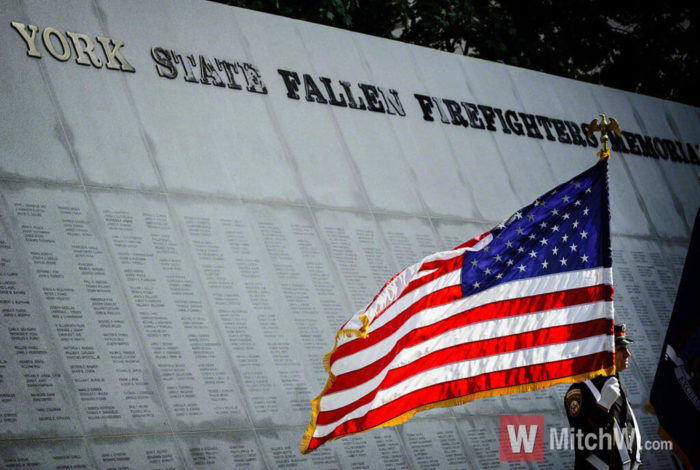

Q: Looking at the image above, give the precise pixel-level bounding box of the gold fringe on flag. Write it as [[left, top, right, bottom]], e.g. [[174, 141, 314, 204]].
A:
[[322, 314, 370, 372]]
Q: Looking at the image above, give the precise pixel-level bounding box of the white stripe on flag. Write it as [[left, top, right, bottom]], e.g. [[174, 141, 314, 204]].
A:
[[366, 266, 611, 335], [314, 334, 611, 438], [338, 246, 471, 336], [332, 267, 612, 375], [324, 301, 611, 409]]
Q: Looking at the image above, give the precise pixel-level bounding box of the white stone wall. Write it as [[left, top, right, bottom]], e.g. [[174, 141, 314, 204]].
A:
[[1, 0, 698, 467]]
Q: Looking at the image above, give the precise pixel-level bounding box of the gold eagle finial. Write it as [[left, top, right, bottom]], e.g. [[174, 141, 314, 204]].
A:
[[587, 114, 621, 160]]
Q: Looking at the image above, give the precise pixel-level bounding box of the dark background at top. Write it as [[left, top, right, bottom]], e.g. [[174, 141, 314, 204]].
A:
[[211, 0, 699, 108]]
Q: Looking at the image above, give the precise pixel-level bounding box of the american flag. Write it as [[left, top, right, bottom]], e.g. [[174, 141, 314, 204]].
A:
[[301, 159, 615, 453]]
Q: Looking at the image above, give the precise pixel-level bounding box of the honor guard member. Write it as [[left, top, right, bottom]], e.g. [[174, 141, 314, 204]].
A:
[[565, 324, 642, 470]]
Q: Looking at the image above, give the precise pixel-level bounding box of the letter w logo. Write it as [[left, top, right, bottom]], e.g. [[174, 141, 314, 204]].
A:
[[507, 424, 538, 453], [499, 416, 544, 461]]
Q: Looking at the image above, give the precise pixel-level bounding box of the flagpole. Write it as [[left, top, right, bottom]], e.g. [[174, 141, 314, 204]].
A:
[[491, 115, 619, 235], [587, 114, 621, 160]]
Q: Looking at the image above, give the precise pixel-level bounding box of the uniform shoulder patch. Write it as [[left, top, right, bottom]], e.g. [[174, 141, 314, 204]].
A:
[[566, 388, 582, 418]]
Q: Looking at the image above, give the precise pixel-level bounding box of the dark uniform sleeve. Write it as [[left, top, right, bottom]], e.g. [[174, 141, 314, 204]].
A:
[[565, 382, 616, 469]]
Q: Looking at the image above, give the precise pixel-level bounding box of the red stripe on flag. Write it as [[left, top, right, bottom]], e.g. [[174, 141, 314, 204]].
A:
[[341, 254, 463, 333], [368, 257, 464, 332], [417, 253, 464, 274], [330, 284, 463, 365], [318, 318, 611, 425], [309, 351, 611, 450], [328, 309, 612, 395], [452, 231, 490, 251], [405, 255, 463, 294], [330, 284, 613, 367]]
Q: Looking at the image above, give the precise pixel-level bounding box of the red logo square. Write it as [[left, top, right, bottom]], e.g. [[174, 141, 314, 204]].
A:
[[499, 415, 544, 461]]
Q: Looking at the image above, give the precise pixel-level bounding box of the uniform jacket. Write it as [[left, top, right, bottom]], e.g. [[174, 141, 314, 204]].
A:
[[565, 375, 641, 470]]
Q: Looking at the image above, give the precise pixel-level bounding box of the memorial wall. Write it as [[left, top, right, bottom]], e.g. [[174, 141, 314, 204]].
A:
[[1, 0, 699, 468]]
